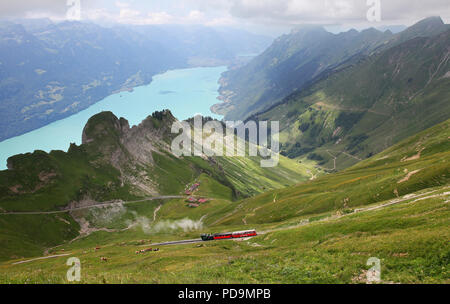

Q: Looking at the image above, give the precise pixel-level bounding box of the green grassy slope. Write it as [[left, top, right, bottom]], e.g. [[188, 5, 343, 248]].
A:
[[214, 119, 449, 225], [0, 147, 137, 213], [0, 213, 79, 262], [215, 155, 319, 197]]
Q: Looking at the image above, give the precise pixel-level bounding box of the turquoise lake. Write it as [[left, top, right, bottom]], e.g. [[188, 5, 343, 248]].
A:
[[0, 66, 226, 170]]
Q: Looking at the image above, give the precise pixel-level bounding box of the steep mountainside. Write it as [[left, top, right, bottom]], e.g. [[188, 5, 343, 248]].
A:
[[0, 20, 271, 142], [214, 17, 449, 121], [250, 28, 450, 170], [214, 119, 449, 225]]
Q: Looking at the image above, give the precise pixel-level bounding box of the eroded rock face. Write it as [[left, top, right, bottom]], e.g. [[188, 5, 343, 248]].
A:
[[6, 158, 14, 170], [82, 110, 176, 164], [123, 112, 176, 165], [79, 110, 178, 195]]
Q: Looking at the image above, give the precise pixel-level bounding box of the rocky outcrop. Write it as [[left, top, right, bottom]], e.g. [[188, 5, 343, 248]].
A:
[[79, 110, 178, 195], [123, 110, 176, 165]]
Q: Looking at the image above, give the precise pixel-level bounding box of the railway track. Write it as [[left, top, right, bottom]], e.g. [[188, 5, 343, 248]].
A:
[[147, 239, 204, 246], [144, 234, 259, 247], [0, 196, 186, 215]]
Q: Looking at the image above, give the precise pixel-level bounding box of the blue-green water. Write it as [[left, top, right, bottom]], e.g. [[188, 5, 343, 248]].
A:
[[0, 66, 226, 170]]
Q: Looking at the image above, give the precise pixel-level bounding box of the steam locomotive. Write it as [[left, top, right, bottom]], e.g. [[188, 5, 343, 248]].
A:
[[201, 230, 257, 241]]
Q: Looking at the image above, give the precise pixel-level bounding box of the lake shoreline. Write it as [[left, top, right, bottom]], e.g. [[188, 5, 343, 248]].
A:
[[0, 66, 227, 170]]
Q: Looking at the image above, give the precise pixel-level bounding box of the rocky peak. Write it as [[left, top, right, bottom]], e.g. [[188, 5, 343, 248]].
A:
[[415, 16, 444, 26], [82, 111, 127, 145], [397, 16, 448, 40], [131, 110, 176, 138], [290, 24, 327, 35], [81, 110, 178, 168]]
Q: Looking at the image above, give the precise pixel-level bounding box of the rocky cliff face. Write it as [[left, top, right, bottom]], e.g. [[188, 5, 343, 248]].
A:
[[123, 110, 177, 165], [80, 110, 178, 195], [82, 110, 176, 168]]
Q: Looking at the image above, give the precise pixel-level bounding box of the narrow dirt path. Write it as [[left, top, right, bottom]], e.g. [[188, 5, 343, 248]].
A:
[[314, 149, 361, 172], [328, 149, 362, 161], [306, 170, 317, 181], [153, 205, 162, 222], [314, 102, 389, 117], [0, 196, 185, 216], [327, 150, 337, 170], [11, 254, 72, 265]]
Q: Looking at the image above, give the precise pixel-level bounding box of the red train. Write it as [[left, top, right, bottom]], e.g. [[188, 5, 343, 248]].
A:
[[201, 230, 257, 241]]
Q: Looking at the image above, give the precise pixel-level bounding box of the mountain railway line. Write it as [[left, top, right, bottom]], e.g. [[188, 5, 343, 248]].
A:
[[0, 196, 188, 215]]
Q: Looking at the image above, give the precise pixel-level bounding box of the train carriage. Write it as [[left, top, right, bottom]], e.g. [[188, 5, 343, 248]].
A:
[[201, 230, 257, 241]]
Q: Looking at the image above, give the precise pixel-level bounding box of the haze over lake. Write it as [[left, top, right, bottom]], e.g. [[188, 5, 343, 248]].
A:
[[0, 66, 226, 170]]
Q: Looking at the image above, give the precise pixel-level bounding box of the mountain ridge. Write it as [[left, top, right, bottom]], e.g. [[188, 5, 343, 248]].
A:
[[250, 27, 450, 170], [214, 16, 450, 121]]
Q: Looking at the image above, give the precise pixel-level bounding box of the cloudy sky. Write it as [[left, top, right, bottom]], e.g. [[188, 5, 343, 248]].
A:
[[1, 0, 449, 34]]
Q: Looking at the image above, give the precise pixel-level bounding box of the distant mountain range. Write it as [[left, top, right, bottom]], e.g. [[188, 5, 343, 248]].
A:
[[0, 20, 271, 142], [213, 17, 450, 170], [214, 17, 450, 121], [254, 28, 450, 169]]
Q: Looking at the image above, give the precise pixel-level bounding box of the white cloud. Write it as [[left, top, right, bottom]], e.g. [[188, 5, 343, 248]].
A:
[[146, 12, 175, 24], [205, 16, 236, 26], [119, 8, 140, 20], [1, 0, 449, 29], [0, 0, 99, 19], [188, 10, 205, 21], [115, 1, 130, 9], [85, 8, 113, 21], [98, 8, 224, 26], [113, 9, 175, 25], [228, 0, 450, 24]]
